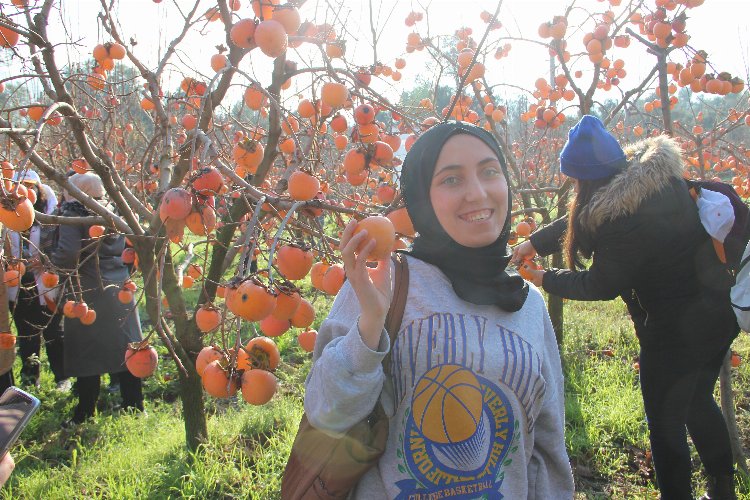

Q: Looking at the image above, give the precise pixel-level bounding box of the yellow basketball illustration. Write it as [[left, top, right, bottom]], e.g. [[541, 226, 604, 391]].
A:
[[411, 364, 483, 444]]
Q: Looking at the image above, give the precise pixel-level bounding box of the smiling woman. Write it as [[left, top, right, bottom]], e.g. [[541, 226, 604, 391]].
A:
[[429, 134, 509, 248], [302, 121, 574, 499]]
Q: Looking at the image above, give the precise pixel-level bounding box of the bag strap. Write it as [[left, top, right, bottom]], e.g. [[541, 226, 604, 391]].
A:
[[385, 253, 409, 342], [382, 253, 409, 379], [687, 179, 699, 202], [740, 253, 750, 271]]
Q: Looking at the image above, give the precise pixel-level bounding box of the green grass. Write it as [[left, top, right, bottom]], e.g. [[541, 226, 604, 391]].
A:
[[3, 296, 750, 499], [2, 396, 303, 499]]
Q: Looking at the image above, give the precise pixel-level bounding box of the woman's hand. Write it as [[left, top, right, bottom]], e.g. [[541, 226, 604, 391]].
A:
[[526, 267, 545, 287], [340, 219, 393, 350], [511, 240, 537, 266], [517, 259, 545, 287], [0, 453, 15, 487]]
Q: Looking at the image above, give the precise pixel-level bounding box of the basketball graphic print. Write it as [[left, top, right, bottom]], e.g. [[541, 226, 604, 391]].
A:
[[411, 364, 483, 444], [391, 313, 544, 497], [399, 366, 518, 497]]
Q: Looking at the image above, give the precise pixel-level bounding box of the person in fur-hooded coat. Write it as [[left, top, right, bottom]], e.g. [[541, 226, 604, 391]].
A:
[[513, 116, 739, 499]]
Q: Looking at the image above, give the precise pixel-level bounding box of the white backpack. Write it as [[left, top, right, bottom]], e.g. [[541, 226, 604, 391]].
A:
[[731, 242, 750, 332]]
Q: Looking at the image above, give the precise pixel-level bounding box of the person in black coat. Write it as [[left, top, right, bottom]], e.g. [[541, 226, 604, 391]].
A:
[[51, 173, 144, 425], [513, 116, 739, 500]]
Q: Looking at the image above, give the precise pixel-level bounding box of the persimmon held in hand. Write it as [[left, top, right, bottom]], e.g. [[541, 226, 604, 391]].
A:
[[515, 221, 532, 238], [518, 259, 539, 281], [118, 289, 134, 304], [353, 215, 396, 261]]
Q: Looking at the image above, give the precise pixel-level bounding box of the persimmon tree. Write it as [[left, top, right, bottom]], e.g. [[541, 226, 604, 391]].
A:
[[0, 0, 747, 457]]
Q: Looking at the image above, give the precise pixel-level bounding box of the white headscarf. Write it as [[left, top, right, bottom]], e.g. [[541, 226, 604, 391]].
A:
[[68, 172, 105, 198]]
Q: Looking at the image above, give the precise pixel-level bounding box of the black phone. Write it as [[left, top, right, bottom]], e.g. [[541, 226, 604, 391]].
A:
[[0, 387, 40, 459]]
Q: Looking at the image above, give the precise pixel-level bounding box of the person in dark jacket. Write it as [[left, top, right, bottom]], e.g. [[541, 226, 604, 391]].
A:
[[512, 116, 739, 500], [51, 173, 144, 425]]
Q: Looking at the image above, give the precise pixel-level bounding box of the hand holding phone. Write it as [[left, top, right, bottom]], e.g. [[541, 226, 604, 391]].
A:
[[0, 453, 14, 487], [0, 387, 40, 461]]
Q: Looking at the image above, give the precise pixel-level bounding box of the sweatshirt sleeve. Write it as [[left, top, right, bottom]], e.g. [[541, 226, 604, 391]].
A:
[[528, 308, 574, 499], [303, 280, 391, 437], [529, 216, 568, 257]]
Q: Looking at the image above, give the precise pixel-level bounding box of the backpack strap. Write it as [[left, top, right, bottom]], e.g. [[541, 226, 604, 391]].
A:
[[687, 179, 699, 202]]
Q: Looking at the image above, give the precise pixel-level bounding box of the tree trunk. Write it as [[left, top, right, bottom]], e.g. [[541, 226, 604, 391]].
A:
[[136, 240, 208, 450], [161, 249, 208, 451], [548, 253, 564, 345], [169, 306, 208, 452], [719, 351, 748, 473], [548, 188, 569, 345], [176, 332, 208, 451], [655, 51, 673, 136]]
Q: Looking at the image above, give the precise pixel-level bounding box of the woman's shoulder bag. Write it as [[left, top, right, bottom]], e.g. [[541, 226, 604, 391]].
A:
[[280, 253, 410, 500]]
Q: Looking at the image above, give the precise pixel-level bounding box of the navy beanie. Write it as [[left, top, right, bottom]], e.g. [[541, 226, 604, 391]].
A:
[[560, 115, 626, 180]]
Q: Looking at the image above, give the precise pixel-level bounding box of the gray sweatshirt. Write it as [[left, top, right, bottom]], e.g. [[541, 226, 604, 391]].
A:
[[304, 255, 574, 499]]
